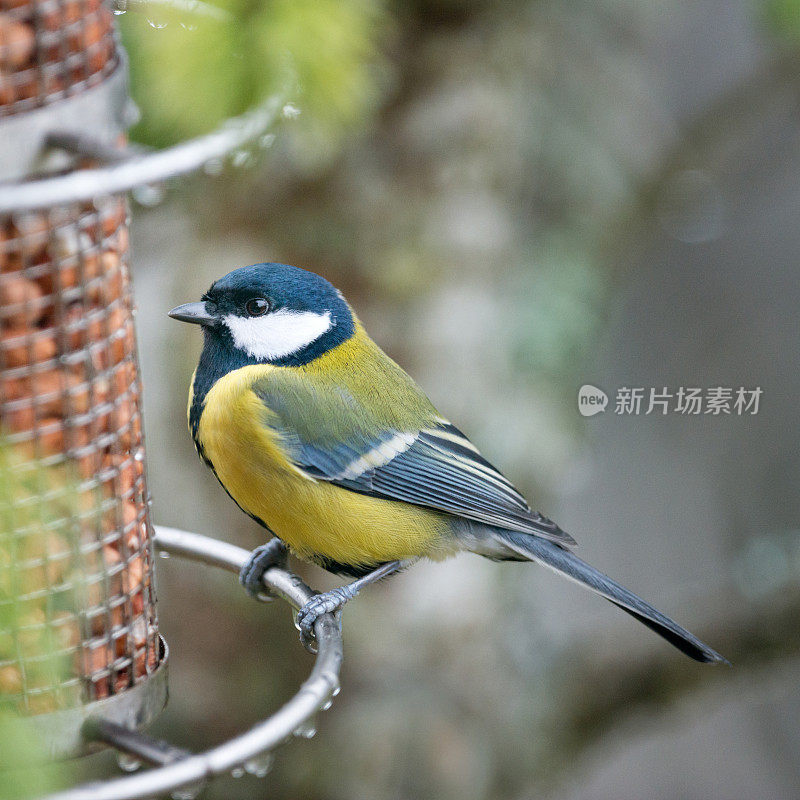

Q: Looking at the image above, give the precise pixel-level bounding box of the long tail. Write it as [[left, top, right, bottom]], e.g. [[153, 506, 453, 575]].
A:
[[493, 529, 728, 664]]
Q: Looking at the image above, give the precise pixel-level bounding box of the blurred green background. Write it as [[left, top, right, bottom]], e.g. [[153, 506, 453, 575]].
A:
[[39, 0, 800, 798]]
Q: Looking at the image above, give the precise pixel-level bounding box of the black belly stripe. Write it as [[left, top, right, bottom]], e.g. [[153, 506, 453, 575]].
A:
[[312, 555, 391, 578]]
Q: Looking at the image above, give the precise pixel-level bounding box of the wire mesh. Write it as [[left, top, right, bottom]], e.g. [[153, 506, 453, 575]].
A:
[[0, 0, 289, 761], [0, 196, 160, 715], [0, 0, 118, 118]]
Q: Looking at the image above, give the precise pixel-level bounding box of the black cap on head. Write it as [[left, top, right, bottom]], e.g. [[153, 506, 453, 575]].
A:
[[169, 263, 355, 367]]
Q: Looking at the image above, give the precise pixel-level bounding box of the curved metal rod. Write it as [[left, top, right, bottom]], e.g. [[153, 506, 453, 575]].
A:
[[43, 526, 342, 800], [0, 88, 290, 213]]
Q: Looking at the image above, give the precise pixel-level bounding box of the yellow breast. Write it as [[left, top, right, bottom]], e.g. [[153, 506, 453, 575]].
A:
[[195, 364, 451, 568]]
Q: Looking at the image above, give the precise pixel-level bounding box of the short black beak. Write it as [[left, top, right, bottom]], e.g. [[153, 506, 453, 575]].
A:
[[168, 302, 216, 327]]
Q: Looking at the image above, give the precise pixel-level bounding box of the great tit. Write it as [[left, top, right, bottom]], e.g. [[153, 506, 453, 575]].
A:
[[169, 262, 725, 663]]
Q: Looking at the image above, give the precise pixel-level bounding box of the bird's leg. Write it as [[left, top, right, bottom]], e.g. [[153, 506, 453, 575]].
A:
[[239, 538, 288, 600], [296, 558, 417, 651]]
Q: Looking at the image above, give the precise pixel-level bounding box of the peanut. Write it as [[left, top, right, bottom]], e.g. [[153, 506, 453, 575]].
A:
[[0, 326, 57, 368], [0, 274, 43, 327], [0, 16, 35, 71]]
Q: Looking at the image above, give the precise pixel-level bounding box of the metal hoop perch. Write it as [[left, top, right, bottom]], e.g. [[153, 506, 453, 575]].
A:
[[42, 526, 344, 800]]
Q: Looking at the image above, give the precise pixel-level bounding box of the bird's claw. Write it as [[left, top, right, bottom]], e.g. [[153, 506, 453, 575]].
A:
[[239, 539, 288, 600], [296, 586, 353, 652]]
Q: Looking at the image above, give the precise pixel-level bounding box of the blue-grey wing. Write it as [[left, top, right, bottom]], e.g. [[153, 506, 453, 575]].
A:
[[270, 411, 575, 547]]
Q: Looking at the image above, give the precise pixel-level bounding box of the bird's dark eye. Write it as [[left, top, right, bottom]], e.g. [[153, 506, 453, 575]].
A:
[[245, 298, 270, 317]]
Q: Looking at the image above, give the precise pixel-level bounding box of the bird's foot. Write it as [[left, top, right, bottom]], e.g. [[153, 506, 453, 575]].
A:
[[239, 539, 288, 600], [296, 585, 358, 652]]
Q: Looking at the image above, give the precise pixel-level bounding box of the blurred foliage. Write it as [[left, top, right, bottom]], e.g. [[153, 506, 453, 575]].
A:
[[764, 0, 800, 43], [507, 237, 605, 386], [121, 0, 388, 166], [0, 442, 73, 797], [0, 443, 80, 715], [0, 714, 61, 800]]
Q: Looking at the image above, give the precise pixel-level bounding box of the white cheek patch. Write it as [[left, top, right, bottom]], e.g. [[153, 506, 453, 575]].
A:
[[224, 309, 332, 360]]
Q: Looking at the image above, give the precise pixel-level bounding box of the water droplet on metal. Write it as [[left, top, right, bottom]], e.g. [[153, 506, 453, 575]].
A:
[[331, 680, 341, 697], [132, 184, 165, 207], [158, 551, 170, 559], [230, 767, 245, 778], [321, 698, 333, 711], [282, 103, 300, 119], [117, 752, 141, 772], [171, 780, 205, 800], [203, 158, 224, 176], [124, 101, 142, 127], [230, 149, 254, 169], [244, 752, 274, 778], [293, 718, 317, 739]]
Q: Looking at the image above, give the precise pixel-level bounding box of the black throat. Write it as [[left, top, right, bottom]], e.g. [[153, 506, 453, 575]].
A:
[[189, 331, 252, 445]]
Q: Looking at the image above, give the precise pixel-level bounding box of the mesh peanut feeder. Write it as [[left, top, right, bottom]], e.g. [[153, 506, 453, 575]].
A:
[[1, 1, 163, 758], [0, 197, 161, 712], [0, 3, 342, 797]]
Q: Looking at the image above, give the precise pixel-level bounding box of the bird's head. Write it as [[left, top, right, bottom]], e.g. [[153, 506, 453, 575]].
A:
[[168, 263, 355, 365]]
